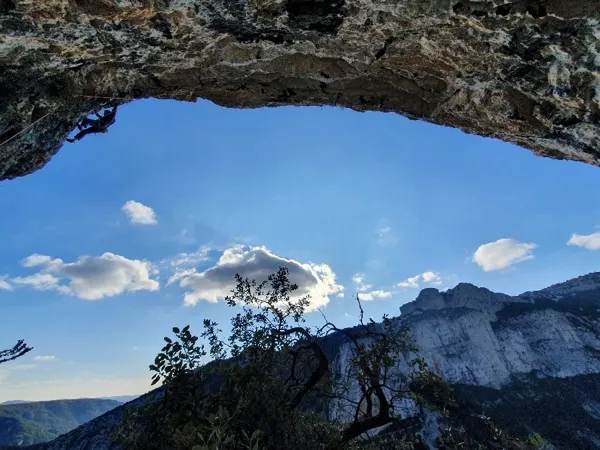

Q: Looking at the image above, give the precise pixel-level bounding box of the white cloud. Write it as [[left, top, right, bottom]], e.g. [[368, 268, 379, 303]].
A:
[[13, 253, 159, 300], [351, 273, 391, 301], [359, 290, 392, 301], [12, 273, 70, 294], [351, 274, 373, 292], [567, 232, 600, 250], [167, 246, 211, 267], [168, 245, 343, 311], [377, 226, 392, 237], [33, 356, 56, 362], [21, 254, 52, 267], [121, 200, 157, 225], [352, 273, 365, 284], [472, 238, 536, 272], [421, 271, 442, 285], [397, 271, 442, 289], [0, 275, 12, 291], [375, 225, 398, 245], [397, 275, 420, 288]]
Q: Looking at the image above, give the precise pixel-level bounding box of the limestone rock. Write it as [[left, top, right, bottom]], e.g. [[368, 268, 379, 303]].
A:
[[29, 271, 600, 449], [1, 0, 600, 180]]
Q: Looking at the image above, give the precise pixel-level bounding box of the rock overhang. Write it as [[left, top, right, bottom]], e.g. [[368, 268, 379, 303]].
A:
[[0, 0, 599, 180]]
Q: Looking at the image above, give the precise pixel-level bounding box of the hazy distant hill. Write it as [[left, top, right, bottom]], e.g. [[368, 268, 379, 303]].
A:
[[0, 398, 122, 446], [98, 395, 140, 404]]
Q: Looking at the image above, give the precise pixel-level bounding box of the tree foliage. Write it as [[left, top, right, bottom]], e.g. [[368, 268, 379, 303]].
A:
[[115, 267, 542, 450], [0, 340, 32, 365]]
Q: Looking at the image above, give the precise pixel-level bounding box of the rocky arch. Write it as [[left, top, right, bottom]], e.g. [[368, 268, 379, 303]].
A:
[[0, 0, 599, 180]]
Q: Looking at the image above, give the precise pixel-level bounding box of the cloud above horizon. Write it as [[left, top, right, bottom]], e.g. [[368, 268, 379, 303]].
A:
[[122, 200, 157, 225], [359, 290, 392, 301], [375, 225, 398, 246], [0, 275, 11, 291], [472, 238, 536, 271], [168, 245, 343, 311], [21, 254, 53, 268], [567, 232, 600, 250], [397, 271, 442, 289], [166, 246, 212, 267], [33, 356, 56, 362], [351, 272, 391, 301], [13, 253, 159, 300]]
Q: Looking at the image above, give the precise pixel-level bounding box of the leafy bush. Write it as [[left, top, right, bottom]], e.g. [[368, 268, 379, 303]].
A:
[[115, 268, 539, 450]]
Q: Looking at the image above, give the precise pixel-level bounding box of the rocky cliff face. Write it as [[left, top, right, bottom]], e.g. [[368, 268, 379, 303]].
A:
[[33, 272, 600, 449], [1, 0, 600, 180], [330, 272, 600, 448], [394, 277, 600, 387]]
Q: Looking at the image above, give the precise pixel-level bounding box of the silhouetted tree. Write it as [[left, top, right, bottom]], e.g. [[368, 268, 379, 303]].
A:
[[116, 268, 537, 450], [0, 339, 33, 365]]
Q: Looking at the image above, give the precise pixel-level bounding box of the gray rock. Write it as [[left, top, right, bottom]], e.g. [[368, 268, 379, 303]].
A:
[[36, 272, 600, 449], [1, 1, 600, 180]]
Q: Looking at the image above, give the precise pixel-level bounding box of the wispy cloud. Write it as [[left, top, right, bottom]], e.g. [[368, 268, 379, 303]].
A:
[[351, 273, 373, 292], [13, 273, 70, 294], [121, 200, 157, 225], [377, 226, 392, 237], [351, 273, 391, 301], [7, 363, 36, 370], [13, 253, 159, 300], [375, 225, 398, 245], [33, 356, 56, 362], [0, 275, 12, 291], [567, 232, 600, 250], [472, 238, 536, 272], [166, 246, 212, 267], [359, 290, 392, 301], [352, 273, 365, 284], [397, 271, 442, 289], [168, 245, 343, 311], [21, 254, 52, 268]]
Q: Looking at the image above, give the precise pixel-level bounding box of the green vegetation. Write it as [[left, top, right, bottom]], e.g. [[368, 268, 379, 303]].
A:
[[115, 268, 540, 450], [0, 339, 32, 365], [0, 398, 122, 446], [454, 373, 600, 450]]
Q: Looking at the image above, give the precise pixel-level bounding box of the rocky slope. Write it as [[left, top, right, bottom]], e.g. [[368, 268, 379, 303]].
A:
[[331, 273, 600, 448], [29, 271, 600, 449], [1, 1, 600, 180]]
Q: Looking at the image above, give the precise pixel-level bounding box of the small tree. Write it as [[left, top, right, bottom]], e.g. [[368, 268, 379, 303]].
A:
[[0, 339, 32, 365], [119, 268, 540, 450]]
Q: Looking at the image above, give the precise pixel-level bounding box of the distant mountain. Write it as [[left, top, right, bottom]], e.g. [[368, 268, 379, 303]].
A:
[[25, 272, 600, 449], [98, 395, 140, 404], [0, 395, 141, 408], [0, 398, 122, 446]]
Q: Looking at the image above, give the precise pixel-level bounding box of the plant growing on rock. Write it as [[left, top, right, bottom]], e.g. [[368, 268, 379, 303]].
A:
[[115, 267, 536, 450]]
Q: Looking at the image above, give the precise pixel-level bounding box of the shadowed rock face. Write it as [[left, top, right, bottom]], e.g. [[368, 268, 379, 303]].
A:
[[0, 0, 599, 180]]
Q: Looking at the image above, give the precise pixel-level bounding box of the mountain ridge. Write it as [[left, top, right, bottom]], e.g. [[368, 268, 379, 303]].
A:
[[0, 398, 123, 447], [26, 272, 600, 449]]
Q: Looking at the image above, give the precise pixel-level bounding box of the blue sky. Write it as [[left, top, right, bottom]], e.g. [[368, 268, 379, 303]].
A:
[[0, 99, 599, 402]]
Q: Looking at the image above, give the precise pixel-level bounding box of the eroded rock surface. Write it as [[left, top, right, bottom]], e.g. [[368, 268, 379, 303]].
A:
[[0, 0, 599, 179]]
